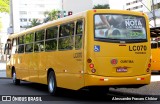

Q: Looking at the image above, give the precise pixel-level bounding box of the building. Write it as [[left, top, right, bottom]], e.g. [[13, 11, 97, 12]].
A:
[[9, 0, 95, 34], [124, 0, 151, 12], [148, 0, 160, 27], [0, 13, 9, 61], [110, 0, 160, 27], [123, 0, 160, 27], [19, 0, 62, 28], [9, 0, 62, 33]]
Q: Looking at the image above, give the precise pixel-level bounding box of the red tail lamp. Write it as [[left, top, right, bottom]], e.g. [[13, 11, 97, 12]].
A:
[[89, 64, 94, 68], [148, 64, 151, 68]]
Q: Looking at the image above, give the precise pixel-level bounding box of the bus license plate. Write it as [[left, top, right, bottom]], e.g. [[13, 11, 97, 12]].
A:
[[116, 68, 127, 72]]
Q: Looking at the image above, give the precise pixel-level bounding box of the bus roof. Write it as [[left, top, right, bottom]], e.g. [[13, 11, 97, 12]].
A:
[[8, 9, 147, 39], [8, 10, 87, 39]]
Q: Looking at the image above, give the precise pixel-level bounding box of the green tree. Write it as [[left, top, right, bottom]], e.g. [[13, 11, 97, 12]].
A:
[[43, 9, 58, 23], [28, 19, 41, 28], [0, 0, 9, 13], [93, 4, 110, 9]]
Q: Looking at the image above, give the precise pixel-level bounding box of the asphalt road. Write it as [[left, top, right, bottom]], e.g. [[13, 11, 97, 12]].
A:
[[0, 60, 160, 104], [0, 77, 159, 104]]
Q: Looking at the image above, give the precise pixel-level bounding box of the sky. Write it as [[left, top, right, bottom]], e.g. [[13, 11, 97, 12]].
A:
[[92, 0, 109, 6], [109, 0, 126, 10], [93, 0, 126, 10]]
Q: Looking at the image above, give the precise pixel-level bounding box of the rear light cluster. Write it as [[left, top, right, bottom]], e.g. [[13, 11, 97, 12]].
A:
[[146, 59, 151, 72], [137, 77, 145, 81], [89, 64, 94, 68], [87, 58, 96, 73]]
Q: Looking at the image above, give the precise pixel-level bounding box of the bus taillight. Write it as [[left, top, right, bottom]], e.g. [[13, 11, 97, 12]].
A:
[[89, 63, 96, 73], [148, 63, 151, 68], [89, 64, 94, 68], [137, 78, 145, 80]]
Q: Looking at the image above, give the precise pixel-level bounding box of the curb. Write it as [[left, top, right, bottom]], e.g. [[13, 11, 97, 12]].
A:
[[0, 70, 6, 71], [0, 77, 11, 79]]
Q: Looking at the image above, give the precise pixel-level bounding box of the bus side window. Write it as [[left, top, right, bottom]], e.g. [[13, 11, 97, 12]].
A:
[[158, 38, 160, 48], [151, 38, 157, 49], [59, 22, 74, 50], [18, 45, 24, 53], [18, 36, 24, 53], [34, 30, 45, 52], [151, 42, 157, 49], [11, 38, 18, 54], [25, 33, 34, 53], [75, 20, 83, 49], [45, 26, 58, 51]]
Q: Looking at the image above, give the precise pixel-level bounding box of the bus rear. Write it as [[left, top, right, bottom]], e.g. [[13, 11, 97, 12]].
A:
[[84, 10, 151, 88]]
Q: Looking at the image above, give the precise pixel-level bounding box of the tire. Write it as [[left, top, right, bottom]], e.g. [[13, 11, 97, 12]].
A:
[[48, 71, 57, 95], [12, 70, 20, 85]]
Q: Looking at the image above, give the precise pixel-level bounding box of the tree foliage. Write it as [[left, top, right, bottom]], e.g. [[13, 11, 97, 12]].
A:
[[93, 4, 110, 9], [0, 0, 9, 13], [28, 19, 41, 28], [43, 9, 58, 23]]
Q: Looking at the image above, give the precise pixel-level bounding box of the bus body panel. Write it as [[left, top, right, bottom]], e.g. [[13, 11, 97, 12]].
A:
[[16, 54, 29, 81], [38, 50, 84, 90], [84, 74, 150, 87], [150, 28, 160, 71], [90, 43, 150, 77], [6, 9, 151, 91], [28, 53, 39, 82], [84, 10, 151, 87], [54, 50, 84, 90], [151, 49, 160, 71]]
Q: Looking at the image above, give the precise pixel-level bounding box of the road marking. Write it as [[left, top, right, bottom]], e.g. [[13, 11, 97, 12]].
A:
[[151, 75, 160, 82]]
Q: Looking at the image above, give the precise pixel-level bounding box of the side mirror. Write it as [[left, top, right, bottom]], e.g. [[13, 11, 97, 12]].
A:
[[4, 43, 11, 55]]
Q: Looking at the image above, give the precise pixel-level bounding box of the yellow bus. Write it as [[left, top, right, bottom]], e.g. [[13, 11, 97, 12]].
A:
[[150, 27, 160, 73], [4, 9, 151, 95]]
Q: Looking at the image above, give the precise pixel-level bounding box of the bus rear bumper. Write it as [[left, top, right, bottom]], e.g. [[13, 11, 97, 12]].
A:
[[84, 74, 151, 88]]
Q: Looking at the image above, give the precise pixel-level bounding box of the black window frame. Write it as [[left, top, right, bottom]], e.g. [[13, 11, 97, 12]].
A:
[[75, 20, 83, 50], [17, 36, 25, 53]]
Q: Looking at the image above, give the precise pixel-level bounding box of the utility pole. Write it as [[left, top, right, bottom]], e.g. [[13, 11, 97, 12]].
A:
[[62, 0, 64, 11], [9, 0, 20, 34], [139, 0, 156, 27], [152, 0, 156, 27]]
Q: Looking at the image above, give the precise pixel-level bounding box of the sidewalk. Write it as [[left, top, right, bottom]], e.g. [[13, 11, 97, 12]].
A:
[[0, 62, 6, 78]]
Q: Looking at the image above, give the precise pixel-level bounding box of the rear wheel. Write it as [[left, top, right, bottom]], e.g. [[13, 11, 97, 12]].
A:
[[48, 71, 57, 95], [12, 70, 20, 85]]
